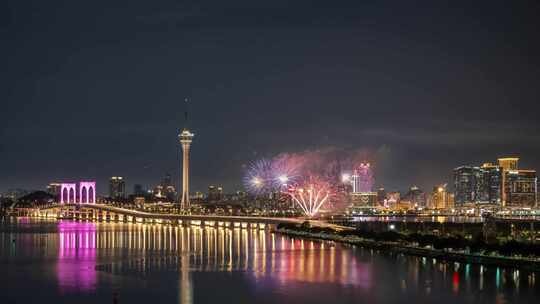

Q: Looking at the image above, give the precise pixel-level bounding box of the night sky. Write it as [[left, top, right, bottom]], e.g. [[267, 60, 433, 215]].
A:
[[2, 1, 540, 195]]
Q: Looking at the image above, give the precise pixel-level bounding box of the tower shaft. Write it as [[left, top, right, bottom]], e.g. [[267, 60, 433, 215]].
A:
[[181, 143, 191, 208]]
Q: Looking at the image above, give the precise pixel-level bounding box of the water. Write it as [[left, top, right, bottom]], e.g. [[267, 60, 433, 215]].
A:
[[0, 218, 538, 304]]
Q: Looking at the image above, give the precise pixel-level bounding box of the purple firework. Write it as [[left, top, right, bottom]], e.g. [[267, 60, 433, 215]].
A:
[[243, 159, 274, 195]]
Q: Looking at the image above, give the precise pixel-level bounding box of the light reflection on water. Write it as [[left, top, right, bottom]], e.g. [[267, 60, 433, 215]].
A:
[[0, 217, 539, 304]]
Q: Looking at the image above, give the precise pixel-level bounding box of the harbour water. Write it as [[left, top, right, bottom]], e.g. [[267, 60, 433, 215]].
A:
[[0, 217, 538, 303]]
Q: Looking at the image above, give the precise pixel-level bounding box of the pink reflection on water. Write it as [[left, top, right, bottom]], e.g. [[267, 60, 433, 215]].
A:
[[56, 221, 97, 294], [266, 237, 372, 289]]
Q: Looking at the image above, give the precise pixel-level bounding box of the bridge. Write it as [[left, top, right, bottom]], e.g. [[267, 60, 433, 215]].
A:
[[21, 204, 347, 230]]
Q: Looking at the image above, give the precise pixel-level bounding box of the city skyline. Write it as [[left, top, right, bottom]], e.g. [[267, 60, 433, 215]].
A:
[[2, 1, 540, 195]]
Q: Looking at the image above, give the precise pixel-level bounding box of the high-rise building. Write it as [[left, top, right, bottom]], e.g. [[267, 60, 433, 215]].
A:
[[386, 192, 401, 209], [401, 186, 426, 208], [454, 163, 502, 206], [208, 185, 223, 202], [453, 166, 476, 206], [153, 185, 165, 199], [376, 187, 386, 204], [109, 176, 126, 199], [503, 169, 537, 208], [453, 157, 536, 208], [498, 157, 519, 205], [161, 173, 177, 201], [430, 184, 450, 209], [193, 191, 205, 200], [498, 157, 519, 171], [480, 163, 502, 204]]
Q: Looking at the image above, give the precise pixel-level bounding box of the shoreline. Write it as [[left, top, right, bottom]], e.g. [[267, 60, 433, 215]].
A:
[[275, 228, 540, 272]]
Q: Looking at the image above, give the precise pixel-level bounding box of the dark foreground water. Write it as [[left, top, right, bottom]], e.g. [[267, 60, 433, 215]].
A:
[[0, 218, 538, 304]]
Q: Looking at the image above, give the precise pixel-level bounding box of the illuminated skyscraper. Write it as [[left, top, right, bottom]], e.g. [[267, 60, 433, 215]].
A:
[[376, 187, 386, 204], [480, 163, 502, 204], [498, 157, 519, 171], [454, 164, 502, 206], [430, 184, 450, 209], [208, 185, 223, 202], [454, 157, 535, 207], [497, 157, 521, 206], [160, 173, 177, 201], [109, 176, 126, 199], [453, 166, 476, 205], [503, 169, 537, 208]]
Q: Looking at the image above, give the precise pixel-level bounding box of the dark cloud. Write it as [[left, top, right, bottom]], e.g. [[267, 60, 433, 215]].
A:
[[2, 0, 540, 194]]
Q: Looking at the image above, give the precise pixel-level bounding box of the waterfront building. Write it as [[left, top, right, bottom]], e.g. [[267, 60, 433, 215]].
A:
[[160, 173, 177, 201], [386, 192, 400, 209], [401, 186, 426, 208], [480, 163, 502, 204], [496, 157, 538, 207], [498, 157, 519, 171], [46, 183, 62, 197], [193, 191, 205, 199], [430, 184, 450, 209], [208, 185, 223, 202], [498, 157, 519, 205], [453, 158, 537, 207], [503, 169, 537, 208], [109, 176, 126, 199], [453, 166, 476, 206], [349, 192, 378, 207], [376, 187, 386, 204], [153, 185, 165, 199]]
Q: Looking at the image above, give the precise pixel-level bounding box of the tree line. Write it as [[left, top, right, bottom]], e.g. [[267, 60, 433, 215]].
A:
[[277, 222, 540, 258]]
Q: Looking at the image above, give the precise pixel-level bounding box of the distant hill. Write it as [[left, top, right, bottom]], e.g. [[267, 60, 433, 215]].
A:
[[16, 191, 56, 207]]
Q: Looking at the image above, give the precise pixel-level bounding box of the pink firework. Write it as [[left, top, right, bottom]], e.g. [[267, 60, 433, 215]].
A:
[[286, 176, 333, 217], [270, 153, 304, 189]]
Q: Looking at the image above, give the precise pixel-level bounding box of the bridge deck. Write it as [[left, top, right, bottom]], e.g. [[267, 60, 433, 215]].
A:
[[36, 204, 349, 230]]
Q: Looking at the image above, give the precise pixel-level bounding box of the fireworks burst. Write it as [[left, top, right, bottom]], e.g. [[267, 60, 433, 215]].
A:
[[287, 176, 332, 217], [270, 153, 302, 189], [243, 159, 274, 195], [242, 148, 371, 216]]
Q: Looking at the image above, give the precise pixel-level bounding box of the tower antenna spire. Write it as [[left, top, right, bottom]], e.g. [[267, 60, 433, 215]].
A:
[[184, 97, 189, 129]]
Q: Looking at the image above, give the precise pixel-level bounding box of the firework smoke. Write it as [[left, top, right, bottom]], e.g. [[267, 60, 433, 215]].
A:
[[243, 147, 377, 216]]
